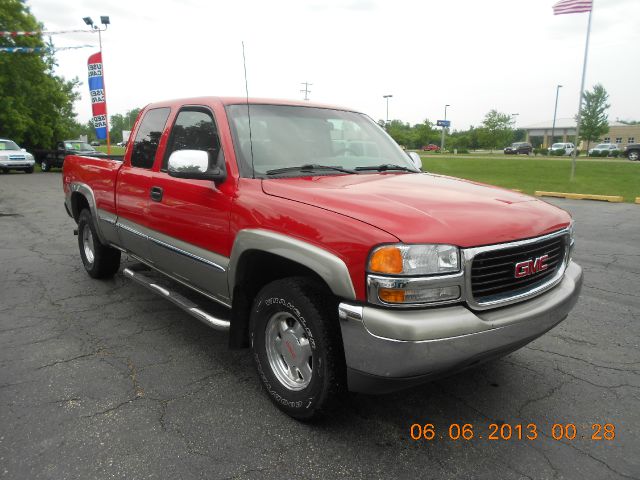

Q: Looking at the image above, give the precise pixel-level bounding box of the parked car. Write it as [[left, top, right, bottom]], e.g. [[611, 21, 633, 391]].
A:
[[0, 138, 35, 174], [90, 140, 101, 147], [623, 143, 640, 161], [116, 140, 128, 147], [548, 142, 575, 156], [33, 140, 106, 172], [504, 142, 532, 155], [422, 144, 440, 151], [62, 96, 582, 420], [588, 143, 620, 157]]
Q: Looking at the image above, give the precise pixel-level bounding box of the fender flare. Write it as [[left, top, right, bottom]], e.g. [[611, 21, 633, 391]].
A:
[[68, 182, 108, 244], [228, 229, 357, 301]]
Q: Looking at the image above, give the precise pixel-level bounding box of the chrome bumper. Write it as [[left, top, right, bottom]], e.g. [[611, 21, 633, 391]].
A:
[[339, 261, 583, 393]]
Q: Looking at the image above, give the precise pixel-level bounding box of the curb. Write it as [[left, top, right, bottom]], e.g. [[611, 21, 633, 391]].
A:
[[534, 191, 624, 203]]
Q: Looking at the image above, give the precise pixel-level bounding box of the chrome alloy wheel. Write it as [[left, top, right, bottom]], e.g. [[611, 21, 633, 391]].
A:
[[265, 311, 313, 391], [82, 225, 95, 265]]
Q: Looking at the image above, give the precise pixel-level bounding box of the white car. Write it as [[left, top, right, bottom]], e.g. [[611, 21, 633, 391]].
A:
[[0, 139, 35, 174], [549, 142, 575, 156], [588, 143, 620, 157]]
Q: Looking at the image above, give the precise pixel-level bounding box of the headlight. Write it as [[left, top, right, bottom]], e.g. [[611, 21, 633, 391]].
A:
[[367, 244, 462, 306], [26, 153, 34, 160], [368, 244, 459, 275]]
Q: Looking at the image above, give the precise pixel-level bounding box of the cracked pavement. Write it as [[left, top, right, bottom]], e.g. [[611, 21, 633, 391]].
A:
[[1, 172, 638, 479]]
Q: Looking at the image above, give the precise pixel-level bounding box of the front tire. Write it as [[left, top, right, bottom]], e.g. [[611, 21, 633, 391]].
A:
[[628, 150, 639, 161], [250, 277, 345, 420], [25, 167, 34, 174], [77, 209, 121, 278]]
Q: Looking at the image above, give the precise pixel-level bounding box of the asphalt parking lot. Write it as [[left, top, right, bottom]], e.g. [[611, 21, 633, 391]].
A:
[[1, 172, 638, 479]]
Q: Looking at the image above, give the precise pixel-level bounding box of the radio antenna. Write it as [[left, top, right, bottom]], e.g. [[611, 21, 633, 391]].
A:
[[242, 41, 255, 179]]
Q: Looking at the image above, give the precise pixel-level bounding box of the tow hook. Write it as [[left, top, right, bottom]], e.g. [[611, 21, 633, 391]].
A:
[[73, 228, 78, 236]]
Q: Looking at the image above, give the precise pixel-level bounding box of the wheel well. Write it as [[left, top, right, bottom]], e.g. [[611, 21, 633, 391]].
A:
[[229, 250, 333, 349], [70, 192, 90, 222]]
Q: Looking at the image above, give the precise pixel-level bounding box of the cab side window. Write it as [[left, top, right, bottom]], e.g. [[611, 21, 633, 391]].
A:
[[131, 107, 170, 169], [163, 108, 220, 170]]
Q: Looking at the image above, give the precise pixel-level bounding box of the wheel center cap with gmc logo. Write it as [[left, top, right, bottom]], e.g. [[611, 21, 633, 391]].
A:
[[514, 255, 549, 278]]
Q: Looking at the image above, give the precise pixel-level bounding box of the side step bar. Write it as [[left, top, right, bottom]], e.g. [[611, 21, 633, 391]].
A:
[[123, 268, 230, 332]]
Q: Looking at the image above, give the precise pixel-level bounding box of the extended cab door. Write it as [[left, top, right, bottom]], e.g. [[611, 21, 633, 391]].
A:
[[115, 107, 171, 260], [147, 106, 233, 305]]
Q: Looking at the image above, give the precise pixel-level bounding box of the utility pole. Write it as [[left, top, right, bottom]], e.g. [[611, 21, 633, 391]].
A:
[[551, 84, 562, 148], [300, 82, 312, 101]]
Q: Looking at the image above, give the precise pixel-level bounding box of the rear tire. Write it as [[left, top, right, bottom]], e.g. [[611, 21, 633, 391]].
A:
[[77, 209, 121, 278], [40, 160, 50, 172], [250, 277, 345, 420], [628, 150, 639, 161]]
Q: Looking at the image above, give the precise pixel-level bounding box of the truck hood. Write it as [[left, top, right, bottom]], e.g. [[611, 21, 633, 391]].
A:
[[261, 173, 571, 247]]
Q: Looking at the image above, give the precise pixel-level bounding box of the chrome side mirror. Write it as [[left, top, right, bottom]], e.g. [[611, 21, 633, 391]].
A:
[[167, 149, 226, 183], [407, 151, 422, 170]]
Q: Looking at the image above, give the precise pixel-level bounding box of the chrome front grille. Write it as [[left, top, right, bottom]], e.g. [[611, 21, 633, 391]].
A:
[[463, 229, 570, 310]]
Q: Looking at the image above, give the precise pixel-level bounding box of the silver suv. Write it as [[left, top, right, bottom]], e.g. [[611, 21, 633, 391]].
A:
[[0, 139, 35, 174], [549, 142, 575, 156]]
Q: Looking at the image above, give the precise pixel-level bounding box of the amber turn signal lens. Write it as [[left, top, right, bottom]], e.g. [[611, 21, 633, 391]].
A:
[[378, 288, 406, 303], [369, 246, 403, 274]]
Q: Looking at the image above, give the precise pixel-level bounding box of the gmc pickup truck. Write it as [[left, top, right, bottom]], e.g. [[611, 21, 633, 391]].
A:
[[63, 97, 583, 420]]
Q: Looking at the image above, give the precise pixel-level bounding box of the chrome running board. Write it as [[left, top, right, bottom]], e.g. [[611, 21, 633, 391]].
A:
[[123, 267, 230, 332]]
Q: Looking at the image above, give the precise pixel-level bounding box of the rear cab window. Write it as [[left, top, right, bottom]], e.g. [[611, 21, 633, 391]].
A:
[[130, 107, 171, 169]]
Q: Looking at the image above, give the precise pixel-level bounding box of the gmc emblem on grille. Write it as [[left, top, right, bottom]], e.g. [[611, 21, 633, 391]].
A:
[[514, 255, 549, 278]]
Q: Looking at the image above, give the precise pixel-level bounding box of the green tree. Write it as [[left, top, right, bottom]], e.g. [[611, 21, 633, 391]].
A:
[[0, 0, 80, 148], [109, 108, 140, 143], [480, 110, 514, 151], [577, 84, 610, 153]]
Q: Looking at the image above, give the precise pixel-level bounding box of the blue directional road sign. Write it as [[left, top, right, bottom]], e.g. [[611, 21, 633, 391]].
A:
[[437, 120, 451, 127]]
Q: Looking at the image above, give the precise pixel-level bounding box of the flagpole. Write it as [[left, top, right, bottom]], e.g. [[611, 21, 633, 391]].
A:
[[570, 5, 593, 181]]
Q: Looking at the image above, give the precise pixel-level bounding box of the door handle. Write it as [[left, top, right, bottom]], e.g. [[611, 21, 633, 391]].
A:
[[150, 186, 163, 202]]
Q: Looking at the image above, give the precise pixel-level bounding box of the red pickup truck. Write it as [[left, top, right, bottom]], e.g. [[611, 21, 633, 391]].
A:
[[63, 97, 583, 419]]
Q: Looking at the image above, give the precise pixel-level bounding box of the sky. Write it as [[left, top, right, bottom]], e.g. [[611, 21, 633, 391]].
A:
[[27, 0, 640, 131]]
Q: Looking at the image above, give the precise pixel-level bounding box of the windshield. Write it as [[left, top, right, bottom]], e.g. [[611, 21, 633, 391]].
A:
[[0, 140, 21, 151], [65, 141, 95, 151], [226, 104, 416, 177], [595, 144, 609, 149], [551, 143, 565, 148]]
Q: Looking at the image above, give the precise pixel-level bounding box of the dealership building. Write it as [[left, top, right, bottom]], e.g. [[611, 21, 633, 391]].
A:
[[521, 118, 640, 149]]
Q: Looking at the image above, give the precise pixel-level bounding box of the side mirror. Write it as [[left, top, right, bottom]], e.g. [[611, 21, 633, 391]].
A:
[[21, 148, 26, 152], [407, 151, 422, 170], [167, 149, 226, 184]]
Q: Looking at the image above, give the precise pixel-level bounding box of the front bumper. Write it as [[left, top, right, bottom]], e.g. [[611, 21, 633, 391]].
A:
[[0, 160, 35, 169], [339, 261, 583, 394]]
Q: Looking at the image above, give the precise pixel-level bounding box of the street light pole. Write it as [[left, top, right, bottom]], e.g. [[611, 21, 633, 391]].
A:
[[551, 84, 562, 148], [440, 104, 450, 152], [383, 95, 392, 125]]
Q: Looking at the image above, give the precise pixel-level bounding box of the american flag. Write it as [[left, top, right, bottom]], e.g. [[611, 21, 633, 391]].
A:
[[553, 0, 592, 15]]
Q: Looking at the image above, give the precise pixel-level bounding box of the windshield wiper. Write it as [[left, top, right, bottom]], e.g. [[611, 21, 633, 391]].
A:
[[266, 164, 356, 175], [354, 164, 417, 172]]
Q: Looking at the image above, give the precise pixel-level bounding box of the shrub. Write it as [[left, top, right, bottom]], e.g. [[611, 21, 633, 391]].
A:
[[611, 150, 620, 158], [553, 148, 566, 156]]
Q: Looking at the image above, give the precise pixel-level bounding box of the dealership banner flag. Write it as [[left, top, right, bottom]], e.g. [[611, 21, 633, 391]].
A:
[[88, 52, 108, 140]]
